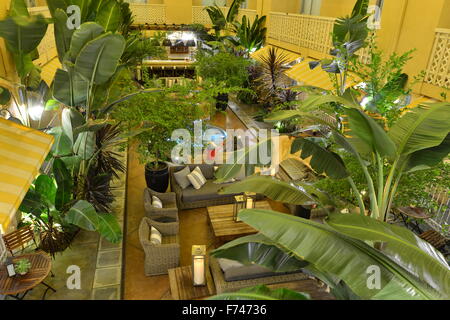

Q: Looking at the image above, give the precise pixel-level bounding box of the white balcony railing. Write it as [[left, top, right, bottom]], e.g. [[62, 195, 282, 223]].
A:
[[236, 9, 258, 23], [192, 6, 229, 26], [268, 12, 371, 63], [425, 28, 450, 90], [130, 3, 166, 24]]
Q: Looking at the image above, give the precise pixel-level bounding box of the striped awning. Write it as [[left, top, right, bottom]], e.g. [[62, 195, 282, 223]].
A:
[[285, 58, 361, 92], [0, 118, 54, 233]]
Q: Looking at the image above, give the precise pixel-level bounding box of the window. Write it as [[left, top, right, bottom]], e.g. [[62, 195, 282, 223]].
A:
[[368, 0, 384, 30], [301, 0, 322, 16]]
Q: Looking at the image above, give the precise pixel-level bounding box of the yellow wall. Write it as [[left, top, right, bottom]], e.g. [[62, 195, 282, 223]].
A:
[[271, 0, 301, 13], [438, 0, 450, 28], [320, 0, 355, 17], [394, 0, 447, 92], [165, 0, 193, 24]]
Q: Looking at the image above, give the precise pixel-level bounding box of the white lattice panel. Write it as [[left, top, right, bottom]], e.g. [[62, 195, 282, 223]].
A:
[[130, 4, 166, 24], [425, 29, 450, 89], [192, 6, 229, 26], [237, 9, 257, 23]]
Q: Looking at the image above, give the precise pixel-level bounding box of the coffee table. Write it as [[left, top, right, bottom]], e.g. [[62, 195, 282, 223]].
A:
[[168, 265, 216, 300], [0, 251, 55, 300], [207, 200, 271, 244]]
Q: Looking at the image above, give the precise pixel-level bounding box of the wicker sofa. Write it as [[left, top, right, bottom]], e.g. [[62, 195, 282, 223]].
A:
[[169, 164, 242, 210], [139, 217, 180, 276], [209, 256, 309, 294]]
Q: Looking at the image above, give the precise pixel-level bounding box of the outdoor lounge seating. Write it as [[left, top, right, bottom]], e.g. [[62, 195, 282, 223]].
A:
[[209, 256, 309, 294], [143, 188, 179, 220], [169, 164, 242, 210], [139, 217, 180, 276]]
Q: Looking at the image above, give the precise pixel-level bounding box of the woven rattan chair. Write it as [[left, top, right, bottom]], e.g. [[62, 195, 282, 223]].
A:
[[139, 217, 180, 276], [143, 188, 178, 220]]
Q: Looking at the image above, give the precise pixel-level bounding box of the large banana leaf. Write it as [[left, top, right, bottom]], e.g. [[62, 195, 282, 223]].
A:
[[0, 15, 48, 54], [405, 133, 450, 173], [53, 158, 73, 210], [326, 213, 450, 297], [97, 213, 122, 243], [219, 175, 334, 207], [65, 200, 98, 231], [291, 137, 348, 179], [53, 67, 89, 107], [73, 131, 96, 160], [9, 0, 30, 17], [47, 127, 73, 156], [210, 285, 310, 300], [212, 233, 308, 272], [388, 103, 450, 156], [96, 0, 122, 32], [74, 33, 125, 85], [68, 22, 105, 63], [214, 138, 272, 183], [62, 108, 86, 145], [54, 9, 74, 62], [236, 209, 443, 299], [345, 108, 397, 157], [34, 175, 57, 207]]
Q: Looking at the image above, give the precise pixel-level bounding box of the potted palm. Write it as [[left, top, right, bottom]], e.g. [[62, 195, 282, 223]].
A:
[[112, 81, 207, 192]]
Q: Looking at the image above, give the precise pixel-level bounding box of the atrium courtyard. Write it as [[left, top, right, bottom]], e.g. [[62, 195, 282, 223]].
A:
[[0, 0, 449, 304]]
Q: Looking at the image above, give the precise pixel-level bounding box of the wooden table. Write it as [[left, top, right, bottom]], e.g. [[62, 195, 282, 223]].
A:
[[168, 265, 216, 300], [207, 201, 271, 244], [0, 251, 55, 300]]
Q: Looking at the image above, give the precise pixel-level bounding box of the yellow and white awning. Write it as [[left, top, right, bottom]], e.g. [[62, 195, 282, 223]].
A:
[[0, 118, 54, 233]]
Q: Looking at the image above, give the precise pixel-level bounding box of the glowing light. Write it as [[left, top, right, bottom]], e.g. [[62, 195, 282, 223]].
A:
[[28, 104, 44, 121]]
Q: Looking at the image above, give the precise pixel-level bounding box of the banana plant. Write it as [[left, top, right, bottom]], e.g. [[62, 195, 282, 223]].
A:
[[20, 159, 122, 257], [309, 0, 370, 95], [263, 95, 450, 221], [52, 21, 126, 119], [205, 0, 246, 39], [229, 15, 267, 56], [0, 0, 49, 126], [211, 210, 450, 300]]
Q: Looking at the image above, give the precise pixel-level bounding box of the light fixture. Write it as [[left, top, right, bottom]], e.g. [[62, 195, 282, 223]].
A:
[[233, 195, 246, 222], [28, 104, 44, 121], [192, 245, 206, 286], [233, 192, 256, 221]]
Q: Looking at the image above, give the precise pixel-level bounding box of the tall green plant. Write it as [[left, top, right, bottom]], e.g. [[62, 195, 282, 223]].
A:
[[211, 210, 450, 300], [264, 96, 450, 221], [229, 15, 267, 56]]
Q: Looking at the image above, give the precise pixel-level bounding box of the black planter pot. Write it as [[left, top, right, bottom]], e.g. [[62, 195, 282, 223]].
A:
[[145, 162, 169, 193], [215, 93, 229, 111]]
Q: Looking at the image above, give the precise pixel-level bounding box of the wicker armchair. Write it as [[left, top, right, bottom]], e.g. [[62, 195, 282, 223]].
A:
[[139, 217, 180, 276], [143, 188, 178, 220]]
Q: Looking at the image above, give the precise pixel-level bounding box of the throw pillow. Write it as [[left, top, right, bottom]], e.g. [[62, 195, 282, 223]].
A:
[[152, 196, 163, 208], [187, 166, 207, 190], [173, 166, 191, 189], [150, 226, 162, 245]]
